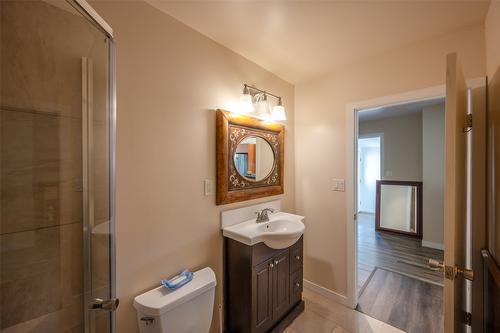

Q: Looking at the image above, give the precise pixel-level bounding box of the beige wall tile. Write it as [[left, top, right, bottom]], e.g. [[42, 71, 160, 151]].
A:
[[0, 1, 102, 118], [0, 223, 83, 329], [1, 302, 83, 333], [1, 110, 83, 234]]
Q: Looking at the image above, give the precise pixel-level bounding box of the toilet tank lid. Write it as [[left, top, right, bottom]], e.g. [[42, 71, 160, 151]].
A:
[[133, 267, 217, 316]]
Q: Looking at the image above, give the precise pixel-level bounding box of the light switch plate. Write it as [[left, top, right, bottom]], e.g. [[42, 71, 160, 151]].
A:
[[204, 179, 214, 196], [332, 178, 345, 192]]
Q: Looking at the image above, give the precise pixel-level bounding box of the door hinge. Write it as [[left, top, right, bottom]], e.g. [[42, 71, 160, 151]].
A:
[[465, 312, 472, 326], [463, 114, 472, 133]]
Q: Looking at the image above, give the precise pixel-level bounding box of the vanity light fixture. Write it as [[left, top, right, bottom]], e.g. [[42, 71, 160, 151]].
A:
[[237, 84, 286, 121]]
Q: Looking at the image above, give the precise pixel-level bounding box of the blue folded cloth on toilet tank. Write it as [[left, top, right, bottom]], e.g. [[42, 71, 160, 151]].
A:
[[160, 270, 194, 290]]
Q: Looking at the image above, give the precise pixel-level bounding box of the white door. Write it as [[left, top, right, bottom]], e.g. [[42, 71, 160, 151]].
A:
[[358, 137, 381, 213]]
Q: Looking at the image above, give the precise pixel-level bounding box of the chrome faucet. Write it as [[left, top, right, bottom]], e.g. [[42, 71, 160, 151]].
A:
[[255, 208, 276, 223]]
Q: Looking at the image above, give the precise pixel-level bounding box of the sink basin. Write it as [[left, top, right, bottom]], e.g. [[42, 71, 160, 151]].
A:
[[222, 212, 305, 249]]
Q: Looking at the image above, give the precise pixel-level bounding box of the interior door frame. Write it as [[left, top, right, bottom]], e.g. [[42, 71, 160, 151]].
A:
[[344, 78, 485, 309]]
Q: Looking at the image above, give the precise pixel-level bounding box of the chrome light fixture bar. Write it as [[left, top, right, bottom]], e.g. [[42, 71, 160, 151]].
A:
[[239, 84, 286, 120]]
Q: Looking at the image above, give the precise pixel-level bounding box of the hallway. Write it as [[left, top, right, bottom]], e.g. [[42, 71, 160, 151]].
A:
[[357, 213, 444, 292], [356, 213, 445, 332]]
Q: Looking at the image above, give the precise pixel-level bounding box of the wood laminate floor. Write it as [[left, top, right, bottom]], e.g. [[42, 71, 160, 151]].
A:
[[357, 268, 444, 333], [357, 213, 444, 293]]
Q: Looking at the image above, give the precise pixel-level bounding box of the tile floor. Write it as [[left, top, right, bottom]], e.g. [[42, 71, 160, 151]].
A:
[[284, 288, 405, 333]]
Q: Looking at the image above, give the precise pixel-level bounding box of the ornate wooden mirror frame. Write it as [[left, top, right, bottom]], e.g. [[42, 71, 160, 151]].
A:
[[216, 109, 284, 205]]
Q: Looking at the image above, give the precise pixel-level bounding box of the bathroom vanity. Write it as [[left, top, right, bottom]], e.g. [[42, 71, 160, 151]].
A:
[[224, 236, 304, 333], [216, 110, 305, 331]]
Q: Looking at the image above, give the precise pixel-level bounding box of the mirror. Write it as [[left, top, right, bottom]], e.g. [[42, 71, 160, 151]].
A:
[[216, 110, 284, 205], [234, 136, 275, 181], [376, 180, 422, 238]]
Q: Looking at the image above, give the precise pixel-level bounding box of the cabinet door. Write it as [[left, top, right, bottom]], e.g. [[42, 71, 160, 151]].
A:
[[290, 269, 303, 306], [273, 250, 290, 320], [290, 243, 303, 273], [252, 258, 273, 332]]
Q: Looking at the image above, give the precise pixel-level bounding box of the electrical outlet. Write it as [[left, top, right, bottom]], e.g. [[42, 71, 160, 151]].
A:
[[332, 178, 345, 192], [204, 179, 214, 196]]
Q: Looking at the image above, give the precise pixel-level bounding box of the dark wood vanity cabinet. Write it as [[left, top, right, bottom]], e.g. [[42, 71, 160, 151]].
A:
[[225, 237, 304, 333]]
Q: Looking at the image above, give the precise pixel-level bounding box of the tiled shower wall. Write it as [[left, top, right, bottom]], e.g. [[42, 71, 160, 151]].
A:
[[0, 1, 108, 331]]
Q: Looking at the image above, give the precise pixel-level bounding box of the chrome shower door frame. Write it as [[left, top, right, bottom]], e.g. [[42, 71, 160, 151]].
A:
[[69, 0, 116, 332]]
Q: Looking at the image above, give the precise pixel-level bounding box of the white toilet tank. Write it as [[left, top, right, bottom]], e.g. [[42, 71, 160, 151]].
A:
[[133, 267, 217, 333]]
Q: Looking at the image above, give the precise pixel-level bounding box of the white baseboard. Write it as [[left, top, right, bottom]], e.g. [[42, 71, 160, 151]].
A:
[[422, 240, 444, 250], [303, 279, 351, 307]]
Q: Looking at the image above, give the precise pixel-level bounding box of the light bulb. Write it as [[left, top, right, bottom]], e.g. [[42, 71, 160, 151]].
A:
[[239, 84, 253, 114], [271, 98, 286, 120], [255, 93, 272, 120], [239, 94, 253, 114]]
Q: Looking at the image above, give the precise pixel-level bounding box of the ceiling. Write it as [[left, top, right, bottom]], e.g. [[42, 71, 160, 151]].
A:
[[358, 97, 445, 122], [146, 0, 490, 84]]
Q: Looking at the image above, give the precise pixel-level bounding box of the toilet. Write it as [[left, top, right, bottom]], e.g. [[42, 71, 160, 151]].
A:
[[133, 267, 217, 333]]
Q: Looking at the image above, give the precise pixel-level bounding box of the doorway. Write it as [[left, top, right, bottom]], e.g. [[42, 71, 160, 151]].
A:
[[354, 98, 446, 333]]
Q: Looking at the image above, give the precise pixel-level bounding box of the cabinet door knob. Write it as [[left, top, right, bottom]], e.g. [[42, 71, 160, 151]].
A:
[[274, 260, 279, 265], [296, 282, 300, 288], [295, 255, 301, 260], [269, 263, 274, 268]]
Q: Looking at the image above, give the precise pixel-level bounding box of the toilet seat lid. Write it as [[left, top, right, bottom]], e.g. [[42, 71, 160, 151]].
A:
[[133, 267, 216, 316]]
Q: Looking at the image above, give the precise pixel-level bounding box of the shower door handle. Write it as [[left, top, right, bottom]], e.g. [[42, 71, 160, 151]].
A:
[[89, 297, 119, 311]]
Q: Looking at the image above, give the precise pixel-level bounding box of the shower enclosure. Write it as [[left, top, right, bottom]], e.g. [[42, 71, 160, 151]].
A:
[[0, 0, 116, 332]]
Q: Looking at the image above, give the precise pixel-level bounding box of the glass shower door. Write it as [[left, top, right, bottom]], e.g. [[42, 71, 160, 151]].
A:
[[0, 1, 116, 332]]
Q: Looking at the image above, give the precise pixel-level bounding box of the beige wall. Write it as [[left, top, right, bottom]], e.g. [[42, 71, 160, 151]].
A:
[[359, 112, 423, 181], [90, 1, 295, 332], [295, 24, 486, 295], [485, 1, 500, 78], [422, 104, 445, 248]]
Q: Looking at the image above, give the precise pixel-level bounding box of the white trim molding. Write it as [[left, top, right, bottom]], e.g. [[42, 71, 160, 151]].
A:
[[303, 279, 351, 307], [422, 240, 445, 250]]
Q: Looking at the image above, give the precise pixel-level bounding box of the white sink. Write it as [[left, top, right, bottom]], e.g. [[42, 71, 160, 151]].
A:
[[222, 212, 305, 249]]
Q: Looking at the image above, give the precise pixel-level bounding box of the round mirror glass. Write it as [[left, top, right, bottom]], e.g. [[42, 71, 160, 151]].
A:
[[234, 136, 275, 181]]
